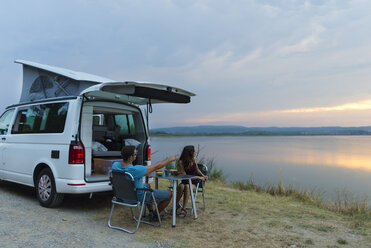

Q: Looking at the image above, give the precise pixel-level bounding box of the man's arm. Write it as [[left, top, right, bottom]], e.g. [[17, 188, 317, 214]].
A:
[[144, 154, 177, 176]]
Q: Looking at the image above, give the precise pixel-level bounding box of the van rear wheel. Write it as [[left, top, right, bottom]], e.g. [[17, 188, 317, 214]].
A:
[[36, 168, 64, 207]]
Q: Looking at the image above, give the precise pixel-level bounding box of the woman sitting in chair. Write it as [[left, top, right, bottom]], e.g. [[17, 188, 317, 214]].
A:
[[175, 145, 208, 217]]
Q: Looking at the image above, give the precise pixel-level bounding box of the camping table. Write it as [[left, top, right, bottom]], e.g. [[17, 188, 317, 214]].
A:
[[150, 173, 198, 227]]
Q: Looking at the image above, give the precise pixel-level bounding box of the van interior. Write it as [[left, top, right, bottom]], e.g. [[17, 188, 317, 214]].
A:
[[81, 101, 146, 182]]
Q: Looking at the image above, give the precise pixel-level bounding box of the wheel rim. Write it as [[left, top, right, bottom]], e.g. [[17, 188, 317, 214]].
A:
[[38, 175, 52, 201]]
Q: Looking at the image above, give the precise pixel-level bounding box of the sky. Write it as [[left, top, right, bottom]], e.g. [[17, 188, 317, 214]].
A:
[[1, 0, 371, 128]]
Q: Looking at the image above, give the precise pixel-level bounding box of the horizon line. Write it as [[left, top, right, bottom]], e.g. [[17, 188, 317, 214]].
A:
[[151, 124, 371, 129]]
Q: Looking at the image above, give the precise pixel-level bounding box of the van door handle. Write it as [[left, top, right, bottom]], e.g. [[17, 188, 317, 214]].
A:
[[1, 137, 5, 140]]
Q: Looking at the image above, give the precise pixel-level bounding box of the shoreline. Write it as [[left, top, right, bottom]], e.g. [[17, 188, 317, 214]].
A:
[[151, 133, 371, 137]]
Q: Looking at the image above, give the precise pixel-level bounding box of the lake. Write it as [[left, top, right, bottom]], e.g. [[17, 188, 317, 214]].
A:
[[150, 136, 371, 203]]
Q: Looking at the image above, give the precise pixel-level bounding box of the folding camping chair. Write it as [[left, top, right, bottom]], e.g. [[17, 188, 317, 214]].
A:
[[193, 164, 208, 211], [108, 170, 161, 234], [170, 164, 208, 213]]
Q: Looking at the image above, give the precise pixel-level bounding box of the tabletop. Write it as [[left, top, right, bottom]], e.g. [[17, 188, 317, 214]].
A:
[[149, 172, 197, 181]]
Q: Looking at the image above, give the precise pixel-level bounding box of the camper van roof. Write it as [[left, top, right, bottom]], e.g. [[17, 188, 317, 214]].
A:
[[15, 59, 114, 83], [14, 59, 195, 104]]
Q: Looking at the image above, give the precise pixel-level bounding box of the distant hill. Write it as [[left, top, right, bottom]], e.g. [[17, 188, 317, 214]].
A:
[[150, 125, 371, 136], [152, 125, 249, 134]]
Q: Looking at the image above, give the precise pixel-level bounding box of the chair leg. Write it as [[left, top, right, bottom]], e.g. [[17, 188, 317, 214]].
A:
[[134, 198, 147, 232], [202, 188, 206, 211], [201, 181, 206, 211], [194, 183, 200, 199], [132, 192, 160, 227], [152, 192, 162, 225], [190, 183, 201, 215], [107, 203, 115, 228], [108, 203, 137, 234], [108, 193, 161, 234], [191, 182, 206, 213], [130, 208, 135, 220]]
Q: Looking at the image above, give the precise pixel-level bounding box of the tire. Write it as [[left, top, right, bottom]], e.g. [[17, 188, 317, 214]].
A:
[[36, 168, 64, 207]]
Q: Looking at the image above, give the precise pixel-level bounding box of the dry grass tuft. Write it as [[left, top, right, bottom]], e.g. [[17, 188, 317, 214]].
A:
[[230, 176, 369, 218]]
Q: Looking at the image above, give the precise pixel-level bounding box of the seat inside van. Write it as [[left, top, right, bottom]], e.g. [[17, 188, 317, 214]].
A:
[[93, 125, 108, 141]]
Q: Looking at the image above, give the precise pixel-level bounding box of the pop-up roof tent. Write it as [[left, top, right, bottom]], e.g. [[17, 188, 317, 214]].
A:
[[15, 60, 195, 105]]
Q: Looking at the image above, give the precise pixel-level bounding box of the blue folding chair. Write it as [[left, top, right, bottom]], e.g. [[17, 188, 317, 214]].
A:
[[108, 170, 161, 234]]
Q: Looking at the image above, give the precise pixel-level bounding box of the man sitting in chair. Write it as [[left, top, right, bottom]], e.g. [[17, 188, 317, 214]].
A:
[[112, 145, 177, 220]]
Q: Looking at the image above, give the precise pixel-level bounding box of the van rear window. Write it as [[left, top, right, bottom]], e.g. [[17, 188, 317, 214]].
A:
[[114, 114, 135, 135], [11, 102, 69, 134]]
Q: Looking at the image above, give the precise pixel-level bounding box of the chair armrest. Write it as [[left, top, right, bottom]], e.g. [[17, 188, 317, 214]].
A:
[[197, 164, 208, 175], [136, 187, 154, 192]]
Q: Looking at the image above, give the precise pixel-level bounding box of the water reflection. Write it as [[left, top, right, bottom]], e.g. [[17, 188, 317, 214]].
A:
[[151, 136, 371, 202], [227, 141, 371, 172]]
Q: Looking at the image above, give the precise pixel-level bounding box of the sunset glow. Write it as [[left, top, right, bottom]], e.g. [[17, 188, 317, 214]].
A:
[[180, 99, 371, 127], [282, 100, 371, 113]]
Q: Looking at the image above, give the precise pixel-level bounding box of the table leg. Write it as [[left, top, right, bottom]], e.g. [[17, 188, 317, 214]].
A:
[[172, 179, 177, 227], [188, 179, 198, 220]]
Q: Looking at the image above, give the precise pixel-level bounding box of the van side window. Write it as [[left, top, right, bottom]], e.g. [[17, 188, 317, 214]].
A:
[[11, 102, 69, 134], [114, 114, 135, 135], [0, 109, 15, 135]]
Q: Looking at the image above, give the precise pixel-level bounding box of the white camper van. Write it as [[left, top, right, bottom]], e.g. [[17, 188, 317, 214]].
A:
[[0, 60, 195, 207]]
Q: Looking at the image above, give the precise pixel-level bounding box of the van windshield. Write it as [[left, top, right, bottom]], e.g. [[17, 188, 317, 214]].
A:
[[0, 109, 15, 135]]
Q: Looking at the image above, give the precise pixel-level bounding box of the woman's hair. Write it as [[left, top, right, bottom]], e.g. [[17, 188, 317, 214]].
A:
[[179, 145, 195, 171], [121, 146, 136, 161]]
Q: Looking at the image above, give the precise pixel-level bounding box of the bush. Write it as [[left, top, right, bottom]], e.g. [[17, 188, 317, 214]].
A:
[[198, 156, 225, 182]]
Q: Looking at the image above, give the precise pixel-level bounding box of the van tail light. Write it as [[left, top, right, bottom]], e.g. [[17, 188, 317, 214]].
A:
[[69, 142, 84, 164], [146, 145, 151, 161]]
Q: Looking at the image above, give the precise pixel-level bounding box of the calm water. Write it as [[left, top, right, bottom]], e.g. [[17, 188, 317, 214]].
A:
[[151, 136, 371, 203]]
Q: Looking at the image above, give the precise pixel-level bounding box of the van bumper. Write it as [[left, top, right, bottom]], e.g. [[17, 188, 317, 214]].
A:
[[56, 179, 112, 194]]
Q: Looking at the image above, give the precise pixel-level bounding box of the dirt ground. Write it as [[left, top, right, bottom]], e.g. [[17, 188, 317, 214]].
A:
[[0, 180, 169, 248]]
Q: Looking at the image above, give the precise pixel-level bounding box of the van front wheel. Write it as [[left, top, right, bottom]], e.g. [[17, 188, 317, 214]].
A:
[[36, 168, 64, 207]]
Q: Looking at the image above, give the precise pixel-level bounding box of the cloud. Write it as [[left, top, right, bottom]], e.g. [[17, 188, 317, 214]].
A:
[[2, 1, 371, 127], [172, 98, 371, 127], [282, 99, 371, 113], [276, 24, 326, 55]]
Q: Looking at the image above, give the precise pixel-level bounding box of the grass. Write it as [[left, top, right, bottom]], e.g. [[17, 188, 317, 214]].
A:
[[305, 239, 314, 245], [337, 239, 348, 245], [105, 179, 371, 247], [141, 153, 371, 246], [229, 176, 369, 217], [201, 154, 369, 219]]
